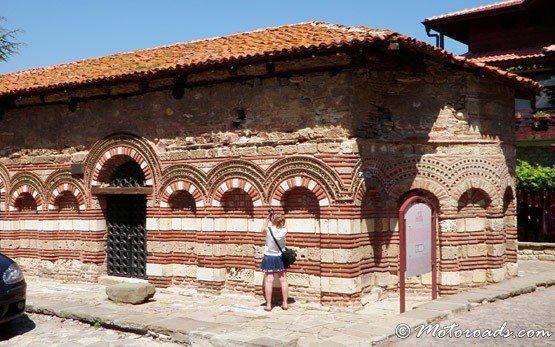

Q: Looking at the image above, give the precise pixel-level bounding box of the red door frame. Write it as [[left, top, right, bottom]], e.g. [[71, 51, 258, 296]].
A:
[[399, 195, 438, 313]]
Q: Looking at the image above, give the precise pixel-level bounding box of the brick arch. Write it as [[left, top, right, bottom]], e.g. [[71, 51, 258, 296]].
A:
[[48, 183, 86, 211], [8, 172, 45, 212], [458, 187, 491, 209], [160, 180, 204, 208], [352, 158, 389, 199], [207, 160, 265, 203], [451, 177, 499, 209], [159, 164, 208, 207], [10, 185, 43, 211], [45, 170, 88, 211], [265, 156, 346, 203], [84, 133, 161, 192], [211, 177, 262, 207], [355, 176, 388, 206], [269, 175, 330, 207], [388, 177, 451, 211], [92, 151, 151, 186], [0, 164, 9, 211], [449, 159, 502, 202], [386, 158, 451, 198]]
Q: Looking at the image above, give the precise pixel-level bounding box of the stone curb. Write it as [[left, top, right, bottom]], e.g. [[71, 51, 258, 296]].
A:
[[24, 270, 555, 346]]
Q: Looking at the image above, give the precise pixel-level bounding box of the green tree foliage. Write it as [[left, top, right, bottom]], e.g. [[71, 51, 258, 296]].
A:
[[515, 160, 555, 191], [0, 17, 20, 62]]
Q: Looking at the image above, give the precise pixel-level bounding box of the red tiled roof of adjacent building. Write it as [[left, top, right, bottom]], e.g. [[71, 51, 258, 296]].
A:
[[0, 21, 540, 97], [467, 46, 549, 63], [425, 0, 525, 22]]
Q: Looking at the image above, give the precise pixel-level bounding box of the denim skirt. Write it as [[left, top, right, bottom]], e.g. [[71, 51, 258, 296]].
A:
[[260, 255, 285, 273]]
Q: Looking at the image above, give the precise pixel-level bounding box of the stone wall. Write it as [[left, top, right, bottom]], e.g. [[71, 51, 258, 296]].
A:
[[0, 51, 519, 305], [518, 242, 555, 261]]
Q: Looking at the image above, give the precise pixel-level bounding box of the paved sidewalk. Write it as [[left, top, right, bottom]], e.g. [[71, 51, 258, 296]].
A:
[[24, 261, 555, 346]]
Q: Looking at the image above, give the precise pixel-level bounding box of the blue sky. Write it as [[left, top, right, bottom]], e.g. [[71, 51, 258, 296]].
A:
[[1, 0, 497, 74]]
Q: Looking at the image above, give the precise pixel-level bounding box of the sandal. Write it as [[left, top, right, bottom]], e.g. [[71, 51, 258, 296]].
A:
[[264, 307, 272, 312]]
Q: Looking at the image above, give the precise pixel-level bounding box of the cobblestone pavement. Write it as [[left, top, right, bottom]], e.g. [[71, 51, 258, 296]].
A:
[[381, 285, 555, 346], [0, 313, 180, 346]]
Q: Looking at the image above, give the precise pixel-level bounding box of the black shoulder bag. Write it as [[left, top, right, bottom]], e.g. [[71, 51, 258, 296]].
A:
[[268, 227, 297, 268]]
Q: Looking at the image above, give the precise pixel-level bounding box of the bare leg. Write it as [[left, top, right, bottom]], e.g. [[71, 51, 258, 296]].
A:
[[278, 271, 289, 309], [264, 272, 274, 311]]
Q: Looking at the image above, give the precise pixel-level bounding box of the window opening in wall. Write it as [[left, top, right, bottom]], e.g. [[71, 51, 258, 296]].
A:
[[232, 109, 246, 128], [282, 187, 320, 216], [222, 188, 253, 214], [109, 161, 145, 187], [168, 190, 196, 213], [14, 193, 37, 212], [55, 191, 79, 212]]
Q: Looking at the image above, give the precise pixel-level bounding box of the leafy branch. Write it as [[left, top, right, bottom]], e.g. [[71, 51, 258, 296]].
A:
[[516, 160, 555, 191], [0, 16, 21, 62]]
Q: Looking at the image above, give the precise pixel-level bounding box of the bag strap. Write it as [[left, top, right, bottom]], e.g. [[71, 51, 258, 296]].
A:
[[268, 226, 285, 252]]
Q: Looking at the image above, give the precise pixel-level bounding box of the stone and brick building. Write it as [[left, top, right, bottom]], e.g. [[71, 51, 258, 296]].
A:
[[0, 22, 538, 305]]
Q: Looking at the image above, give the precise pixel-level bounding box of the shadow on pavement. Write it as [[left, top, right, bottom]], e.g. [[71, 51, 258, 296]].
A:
[[0, 314, 36, 341]]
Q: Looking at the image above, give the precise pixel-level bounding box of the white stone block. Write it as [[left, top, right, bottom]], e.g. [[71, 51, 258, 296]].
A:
[[158, 218, 172, 231], [288, 218, 316, 233], [24, 219, 39, 230], [146, 263, 164, 277], [390, 218, 399, 232], [74, 219, 90, 231], [182, 218, 201, 231], [213, 218, 226, 231], [171, 218, 182, 230], [197, 267, 226, 282], [59, 219, 73, 231], [146, 218, 158, 230], [322, 277, 361, 294], [487, 268, 506, 283], [248, 219, 263, 232], [440, 272, 460, 286], [227, 218, 248, 232], [91, 219, 106, 231], [319, 219, 329, 234], [328, 219, 338, 234], [337, 219, 351, 234], [361, 218, 374, 233], [173, 264, 196, 278], [465, 218, 486, 232], [201, 218, 214, 231]]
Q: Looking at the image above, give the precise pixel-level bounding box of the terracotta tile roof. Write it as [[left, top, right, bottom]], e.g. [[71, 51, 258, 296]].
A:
[[425, 0, 525, 22], [467, 46, 549, 63], [0, 21, 540, 97]]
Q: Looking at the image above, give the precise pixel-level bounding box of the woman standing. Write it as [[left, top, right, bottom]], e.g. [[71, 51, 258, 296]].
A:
[[260, 210, 289, 311]]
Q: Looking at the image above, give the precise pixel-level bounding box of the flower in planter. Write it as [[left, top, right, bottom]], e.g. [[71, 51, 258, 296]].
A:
[[531, 111, 551, 130]]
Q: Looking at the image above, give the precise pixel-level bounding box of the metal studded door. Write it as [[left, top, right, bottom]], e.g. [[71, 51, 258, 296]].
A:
[[107, 195, 147, 278]]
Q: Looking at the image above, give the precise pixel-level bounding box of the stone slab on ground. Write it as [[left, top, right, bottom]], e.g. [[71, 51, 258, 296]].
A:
[[414, 300, 470, 314], [399, 308, 447, 323], [106, 282, 156, 304]]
